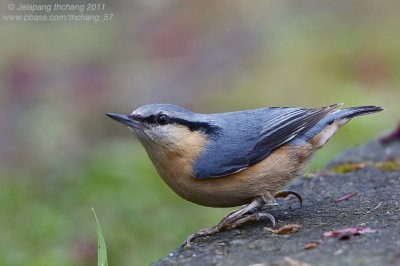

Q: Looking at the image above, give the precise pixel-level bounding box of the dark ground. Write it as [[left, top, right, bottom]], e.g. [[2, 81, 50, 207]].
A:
[[152, 139, 400, 266]]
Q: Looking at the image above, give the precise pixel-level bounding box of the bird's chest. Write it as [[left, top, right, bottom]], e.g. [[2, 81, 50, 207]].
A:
[[143, 143, 314, 208], [145, 148, 205, 201]]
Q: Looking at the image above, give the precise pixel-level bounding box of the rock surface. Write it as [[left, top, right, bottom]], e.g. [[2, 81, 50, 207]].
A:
[[152, 140, 400, 266]]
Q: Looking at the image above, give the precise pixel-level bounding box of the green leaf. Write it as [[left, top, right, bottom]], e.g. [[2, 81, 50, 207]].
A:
[[91, 208, 108, 266]]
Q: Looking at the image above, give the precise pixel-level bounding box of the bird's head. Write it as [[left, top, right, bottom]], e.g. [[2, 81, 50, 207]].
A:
[[106, 104, 218, 155]]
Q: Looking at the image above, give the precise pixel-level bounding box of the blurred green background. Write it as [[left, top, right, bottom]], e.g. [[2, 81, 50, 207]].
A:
[[0, 1, 399, 265]]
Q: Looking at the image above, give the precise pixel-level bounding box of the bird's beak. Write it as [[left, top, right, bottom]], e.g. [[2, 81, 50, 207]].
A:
[[106, 113, 143, 129]]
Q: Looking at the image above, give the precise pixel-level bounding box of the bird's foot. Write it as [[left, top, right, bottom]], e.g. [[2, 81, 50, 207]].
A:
[[183, 196, 277, 247], [183, 211, 276, 247], [274, 190, 303, 206], [183, 192, 303, 247]]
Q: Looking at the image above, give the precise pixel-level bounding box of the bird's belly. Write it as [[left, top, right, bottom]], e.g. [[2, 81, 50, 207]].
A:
[[153, 144, 313, 208]]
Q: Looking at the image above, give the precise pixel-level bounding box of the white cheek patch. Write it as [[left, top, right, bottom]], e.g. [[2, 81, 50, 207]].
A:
[[144, 125, 180, 145], [135, 124, 207, 159]]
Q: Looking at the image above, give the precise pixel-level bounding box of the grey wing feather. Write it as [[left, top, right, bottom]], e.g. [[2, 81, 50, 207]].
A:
[[194, 103, 342, 179]]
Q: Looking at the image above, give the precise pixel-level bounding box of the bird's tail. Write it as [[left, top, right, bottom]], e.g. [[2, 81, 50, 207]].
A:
[[298, 105, 383, 148], [335, 105, 384, 120]]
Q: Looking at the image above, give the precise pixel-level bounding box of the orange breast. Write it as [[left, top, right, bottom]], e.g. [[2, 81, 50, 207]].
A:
[[146, 140, 314, 207]]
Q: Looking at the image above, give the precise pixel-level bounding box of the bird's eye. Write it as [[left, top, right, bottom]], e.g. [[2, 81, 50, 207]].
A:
[[155, 113, 169, 125]]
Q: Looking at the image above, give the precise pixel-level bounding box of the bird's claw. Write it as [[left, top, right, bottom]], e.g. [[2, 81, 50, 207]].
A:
[[274, 190, 303, 206], [182, 226, 219, 248], [258, 212, 276, 227]]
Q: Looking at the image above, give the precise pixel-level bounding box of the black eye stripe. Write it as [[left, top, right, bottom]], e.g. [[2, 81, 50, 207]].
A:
[[169, 118, 220, 135], [138, 114, 220, 134], [140, 114, 169, 125], [142, 115, 156, 124]]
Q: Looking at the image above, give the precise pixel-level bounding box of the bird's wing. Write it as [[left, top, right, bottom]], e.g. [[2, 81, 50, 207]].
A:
[[193, 104, 342, 179]]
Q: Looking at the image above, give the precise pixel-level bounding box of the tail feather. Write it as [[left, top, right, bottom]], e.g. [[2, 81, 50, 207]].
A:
[[296, 105, 383, 146], [339, 106, 384, 119]]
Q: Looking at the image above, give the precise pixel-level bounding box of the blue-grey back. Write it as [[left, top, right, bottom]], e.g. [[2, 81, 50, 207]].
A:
[[193, 105, 340, 178]]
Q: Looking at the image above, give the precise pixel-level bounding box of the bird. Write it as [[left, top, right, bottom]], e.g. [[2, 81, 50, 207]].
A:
[[106, 103, 383, 246]]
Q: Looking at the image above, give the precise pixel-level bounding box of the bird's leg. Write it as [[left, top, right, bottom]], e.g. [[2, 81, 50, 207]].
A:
[[183, 195, 277, 247], [274, 190, 303, 206]]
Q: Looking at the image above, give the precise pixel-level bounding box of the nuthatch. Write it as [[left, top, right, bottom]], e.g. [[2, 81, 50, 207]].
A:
[[106, 103, 383, 245]]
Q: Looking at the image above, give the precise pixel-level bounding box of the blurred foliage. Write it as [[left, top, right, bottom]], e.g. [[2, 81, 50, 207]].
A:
[[0, 0, 399, 265]]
